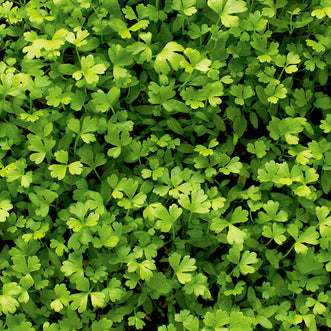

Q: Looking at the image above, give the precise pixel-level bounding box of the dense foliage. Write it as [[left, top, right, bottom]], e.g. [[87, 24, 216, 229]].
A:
[[0, 0, 330, 329]]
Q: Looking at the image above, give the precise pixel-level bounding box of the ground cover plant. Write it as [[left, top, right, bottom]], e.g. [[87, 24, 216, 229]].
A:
[[0, 0, 330, 329]]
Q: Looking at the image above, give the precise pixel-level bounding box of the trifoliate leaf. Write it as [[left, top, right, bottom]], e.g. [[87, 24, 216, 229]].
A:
[[154, 42, 184, 74], [169, 252, 197, 284]]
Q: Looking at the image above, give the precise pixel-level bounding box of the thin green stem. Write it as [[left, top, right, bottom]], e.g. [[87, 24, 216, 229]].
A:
[[289, 14, 294, 35], [249, 210, 254, 222], [204, 16, 221, 47], [266, 238, 273, 246], [1, 97, 5, 114], [75, 46, 81, 65], [188, 211, 193, 224], [210, 39, 219, 53], [94, 168, 102, 182], [29, 96, 33, 111], [228, 269, 235, 277], [207, 221, 211, 234], [249, 0, 255, 11], [215, 16, 221, 28], [73, 136, 79, 155], [282, 244, 295, 259], [179, 72, 192, 90], [277, 67, 285, 80], [110, 105, 116, 115]]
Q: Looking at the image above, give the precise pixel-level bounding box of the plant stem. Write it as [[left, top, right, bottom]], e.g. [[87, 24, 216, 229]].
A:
[[204, 16, 221, 47], [289, 14, 294, 35], [94, 168, 102, 182], [110, 105, 115, 115], [277, 67, 285, 80], [249, 0, 255, 11], [188, 211, 193, 224], [172, 225, 176, 242], [75, 46, 81, 65], [73, 136, 79, 155], [282, 244, 295, 259], [179, 72, 192, 90], [266, 238, 273, 246]]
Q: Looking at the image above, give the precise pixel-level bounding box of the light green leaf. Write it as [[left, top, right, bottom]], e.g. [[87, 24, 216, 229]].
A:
[[169, 252, 197, 284], [48, 164, 67, 180], [154, 42, 184, 74], [227, 224, 247, 245], [238, 251, 259, 275], [208, 0, 247, 27], [68, 161, 83, 175], [90, 292, 105, 308]]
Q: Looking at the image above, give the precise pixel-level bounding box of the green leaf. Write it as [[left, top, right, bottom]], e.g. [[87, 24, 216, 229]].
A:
[[258, 200, 288, 223], [227, 224, 247, 245], [172, 0, 197, 16], [73, 55, 106, 85], [68, 161, 83, 175], [48, 164, 67, 180], [166, 117, 184, 135], [204, 310, 229, 328], [247, 140, 269, 158], [169, 252, 197, 284], [183, 273, 211, 299], [103, 278, 124, 302], [230, 84, 255, 105], [175, 310, 200, 331], [46, 86, 71, 107], [178, 189, 211, 214], [60, 253, 84, 283], [267, 117, 306, 144], [155, 204, 182, 232], [230, 206, 249, 224], [0, 200, 13, 223], [12, 255, 41, 274], [128, 312, 146, 330], [262, 223, 286, 245], [320, 114, 331, 133], [224, 280, 246, 296], [51, 284, 71, 312], [238, 251, 259, 275], [314, 92, 331, 110], [65, 29, 89, 47], [154, 42, 184, 74], [210, 217, 229, 233], [92, 224, 120, 248], [28, 134, 56, 164], [0, 282, 21, 314], [294, 227, 319, 254], [91, 318, 113, 331], [257, 315, 273, 329], [180, 48, 211, 73], [89, 87, 121, 113], [90, 291, 105, 308], [251, 34, 279, 62], [265, 84, 287, 104], [70, 293, 89, 313], [316, 206, 331, 237], [127, 260, 156, 281], [208, 0, 247, 27]]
